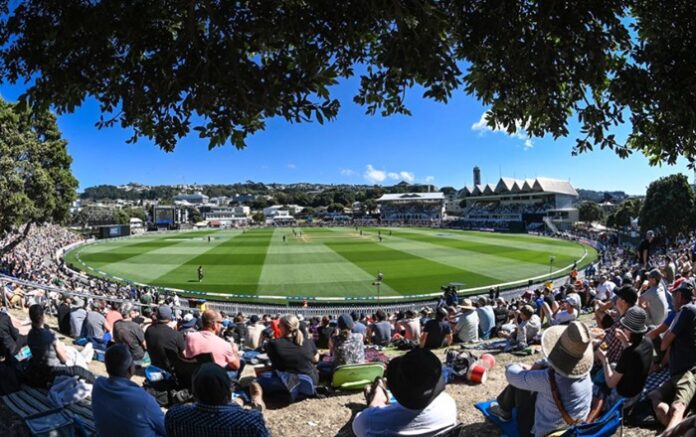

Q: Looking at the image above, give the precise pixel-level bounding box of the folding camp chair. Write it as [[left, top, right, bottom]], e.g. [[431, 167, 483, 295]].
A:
[[331, 363, 385, 391]]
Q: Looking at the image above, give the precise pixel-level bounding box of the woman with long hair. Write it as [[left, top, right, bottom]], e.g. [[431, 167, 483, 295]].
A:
[[266, 315, 320, 384]]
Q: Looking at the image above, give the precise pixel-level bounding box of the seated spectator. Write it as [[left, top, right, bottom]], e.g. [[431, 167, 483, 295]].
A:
[[105, 302, 122, 327], [650, 281, 696, 431], [231, 313, 248, 346], [0, 306, 26, 361], [397, 310, 421, 341], [490, 321, 593, 437], [69, 298, 87, 338], [329, 314, 365, 368], [592, 307, 651, 418], [477, 297, 496, 340], [144, 305, 184, 372], [26, 304, 94, 381], [420, 307, 453, 349], [367, 310, 392, 346], [245, 315, 265, 350], [640, 269, 669, 327], [82, 301, 110, 339], [503, 305, 541, 350], [184, 310, 240, 371], [453, 299, 479, 343], [165, 363, 269, 436], [56, 296, 72, 336], [266, 315, 319, 385], [178, 313, 197, 336], [353, 348, 457, 436], [112, 302, 146, 362], [593, 285, 637, 364], [316, 315, 334, 349], [542, 295, 579, 326], [92, 344, 165, 437], [351, 311, 367, 336]]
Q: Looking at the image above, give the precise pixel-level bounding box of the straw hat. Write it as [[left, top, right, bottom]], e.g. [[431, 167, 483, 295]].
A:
[[541, 321, 593, 378]]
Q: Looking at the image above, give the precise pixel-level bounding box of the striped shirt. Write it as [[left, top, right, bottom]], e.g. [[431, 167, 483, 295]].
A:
[[165, 403, 270, 437]]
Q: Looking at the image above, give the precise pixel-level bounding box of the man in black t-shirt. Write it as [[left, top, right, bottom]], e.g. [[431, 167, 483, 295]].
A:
[[57, 296, 73, 336], [638, 230, 654, 268], [419, 308, 452, 349], [145, 306, 184, 372]]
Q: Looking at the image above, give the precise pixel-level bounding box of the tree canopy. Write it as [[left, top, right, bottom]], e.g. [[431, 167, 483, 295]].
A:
[[639, 174, 696, 237], [578, 201, 604, 223], [0, 98, 77, 254], [2, 2, 695, 164]]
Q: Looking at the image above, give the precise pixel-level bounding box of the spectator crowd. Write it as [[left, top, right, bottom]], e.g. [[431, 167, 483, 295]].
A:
[[2, 224, 696, 436]]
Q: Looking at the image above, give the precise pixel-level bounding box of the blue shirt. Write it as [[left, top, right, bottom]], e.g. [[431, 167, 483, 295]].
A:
[[91, 377, 165, 437], [477, 306, 495, 337], [506, 364, 592, 437], [165, 402, 270, 437], [352, 321, 367, 335]]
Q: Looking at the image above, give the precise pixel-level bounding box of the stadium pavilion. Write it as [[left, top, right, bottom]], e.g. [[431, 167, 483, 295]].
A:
[[377, 192, 445, 225], [456, 176, 579, 232]]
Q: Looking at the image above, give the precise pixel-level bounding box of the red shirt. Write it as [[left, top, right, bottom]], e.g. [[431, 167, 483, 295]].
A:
[[184, 331, 238, 369]]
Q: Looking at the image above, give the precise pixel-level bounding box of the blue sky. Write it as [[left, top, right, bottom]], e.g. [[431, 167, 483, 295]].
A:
[[1, 77, 691, 195]]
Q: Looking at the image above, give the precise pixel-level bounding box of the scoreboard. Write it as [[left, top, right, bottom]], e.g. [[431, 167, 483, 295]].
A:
[[97, 225, 130, 239]]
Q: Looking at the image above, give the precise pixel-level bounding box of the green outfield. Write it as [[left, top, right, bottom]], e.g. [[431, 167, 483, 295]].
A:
[[63, 227, 595, 300]]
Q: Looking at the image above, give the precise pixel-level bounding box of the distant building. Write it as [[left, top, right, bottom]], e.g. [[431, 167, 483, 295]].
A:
[[457, 176, 579, 232], [377, 192, 445, 224], [173, 191, 209, 204], [473, 166, 481, 186]]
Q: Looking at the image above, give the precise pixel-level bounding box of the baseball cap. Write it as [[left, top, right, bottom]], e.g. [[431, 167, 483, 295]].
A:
[[156, 305, 173, 321]]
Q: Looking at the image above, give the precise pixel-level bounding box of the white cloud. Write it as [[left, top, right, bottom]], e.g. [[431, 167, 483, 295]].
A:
[[399, 171, 415, 183], [363, 165, 415, 184], [340, 168, 355, 177], [425, 176, 435, 183], [471, 111, 534, 150], [287, 163, 296, 169], [364, 164, 387, 183]]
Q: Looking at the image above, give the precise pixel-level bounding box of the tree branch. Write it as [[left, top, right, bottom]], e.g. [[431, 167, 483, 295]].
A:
[[0, 221, 34, 258]]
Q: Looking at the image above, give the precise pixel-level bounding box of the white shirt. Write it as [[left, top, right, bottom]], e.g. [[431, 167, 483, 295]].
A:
[[352, 392, 457, 437], [595, 281, 616, 301]]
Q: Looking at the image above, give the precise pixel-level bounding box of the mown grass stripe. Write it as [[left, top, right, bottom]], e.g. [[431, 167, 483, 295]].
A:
[[150, 228, 274, 295]]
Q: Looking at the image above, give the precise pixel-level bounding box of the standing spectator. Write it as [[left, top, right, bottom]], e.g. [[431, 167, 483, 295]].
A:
[[112, 303, 146, 362], [650, 281, 696, 431], [92, 344, 165, 437], [420, 308, 453, 350], [638, 230, 655, 268], [140, 290, 153, 318], [165, 363, 269, 436], [367, 310, 392, 346], [231, 314, 248, 346], [453, 300, 479, 343], [640, 269, 669, 327], [144, 305, 184, 372], [184, 310, 240, 371]]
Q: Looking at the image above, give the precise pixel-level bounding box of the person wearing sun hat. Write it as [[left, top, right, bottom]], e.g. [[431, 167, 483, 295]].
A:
[[490, 321, 593, 437], [453, 299, 479, 343], [352, 348, 458, 437], [592, 307, 652, 419]]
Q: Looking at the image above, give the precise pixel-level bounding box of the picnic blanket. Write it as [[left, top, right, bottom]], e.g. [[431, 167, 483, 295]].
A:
[[638, 368, 670, 401], [461, 340, 508, 351], [2, 386, 96, 436]]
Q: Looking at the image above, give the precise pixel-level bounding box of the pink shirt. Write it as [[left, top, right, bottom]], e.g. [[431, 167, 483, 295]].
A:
[[105, 311, 122, 327], [184, 330, 238, 368]]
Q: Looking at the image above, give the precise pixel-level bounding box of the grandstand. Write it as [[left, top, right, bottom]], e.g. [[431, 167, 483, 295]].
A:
[[376, 192, 445, 225], [452, 175, 579, 232]]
